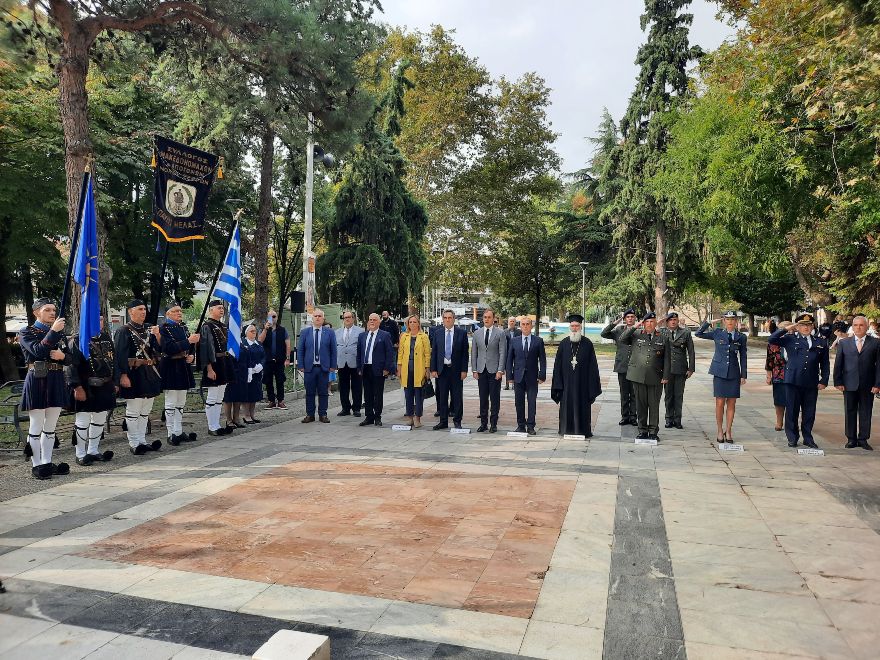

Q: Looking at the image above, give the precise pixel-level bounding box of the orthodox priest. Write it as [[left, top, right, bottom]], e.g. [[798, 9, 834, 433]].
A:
[[551, 314, 602, 437]]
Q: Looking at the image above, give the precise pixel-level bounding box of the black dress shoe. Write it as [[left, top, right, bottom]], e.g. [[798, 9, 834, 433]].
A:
[[618, 419, 629, 426], [187, 432, 198, 442], [337, 410, 351, 417], [636, 432, 649, 440], [516, 425, 526, 432], [803, 440, 819, 449], [477, 425, 488, 433], [375, 419, 383, 427], [434, 411, 440, 417], [454, 422, 462, 429], [131, 444, 149, 455], [649, 434, 659, 441], [664, 421, 674, 428], [675, 422, 684, 429], [359, 419, 374, 427], [527, 427, 536, 436], [234, 421, 246, 428], [150, 440, 163, 451], [208, 429, 222, 437], [630, 419, 638, 426], [353, 411, 362, 417], [32, 465, 52, 480], [845, 440, 860, 449], [95, 450, 114, 462], [320, 416, 330, 423], [433, 421, 449, 430], [861, 440, 874, 450], [489, 425, 497, 433], [302, 416, 315, 423], [787, 440, 798, 447], [222, 426, 235, 435], [169, 434, 182, 446], [76, 455, 95, 466]]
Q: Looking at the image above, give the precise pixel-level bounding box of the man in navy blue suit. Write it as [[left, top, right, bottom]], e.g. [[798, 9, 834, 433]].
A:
[[833, 315, 880, 450], [769, 312, 830, 448], [430, 309, 469, 430], [357, 313, 395, 427], [296, 308, 337, 423], [507, 316, 547, 435]]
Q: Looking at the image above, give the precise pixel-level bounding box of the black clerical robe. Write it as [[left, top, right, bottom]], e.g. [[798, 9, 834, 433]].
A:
[[551, 337, 602, 436]]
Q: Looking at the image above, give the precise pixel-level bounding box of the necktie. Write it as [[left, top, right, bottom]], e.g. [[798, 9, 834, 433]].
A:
[[525, 336, 530, 353], [728, 332, 733, 343], [485, 328, 490, 347], [314, 328, 320, 363], [365, 332, 374, 364], [857, 337, 863, 353], [445, 330, 452, 360]]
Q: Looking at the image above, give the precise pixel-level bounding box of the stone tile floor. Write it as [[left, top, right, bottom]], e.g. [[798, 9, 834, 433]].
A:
[[0, 341, 878, 659]]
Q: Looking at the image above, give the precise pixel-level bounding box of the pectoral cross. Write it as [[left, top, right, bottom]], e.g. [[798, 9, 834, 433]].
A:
[[571, 354, 578, 369]]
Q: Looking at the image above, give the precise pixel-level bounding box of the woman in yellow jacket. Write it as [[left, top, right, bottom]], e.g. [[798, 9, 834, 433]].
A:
[[398, 314, 432, 427]]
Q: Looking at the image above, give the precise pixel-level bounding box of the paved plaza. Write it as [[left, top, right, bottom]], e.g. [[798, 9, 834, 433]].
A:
[[1, 344, 879, 659]]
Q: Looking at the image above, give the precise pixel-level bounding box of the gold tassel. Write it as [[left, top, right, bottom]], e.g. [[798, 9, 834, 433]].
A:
[[217, 156, 225, 180], [150, 150, 157, 168]]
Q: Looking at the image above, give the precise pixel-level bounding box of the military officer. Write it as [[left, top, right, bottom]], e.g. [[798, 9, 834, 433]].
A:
[[67, 314, 116, 466], [159, 303, 200, 446], [601, 308, 638, 426], [619, 312, 670, 440], [696, 311, 748, 443], [200, 299, 236, 435], [115, 299, 164, 455], [660, 312, 695, 429], [768, 312, 829, 449]]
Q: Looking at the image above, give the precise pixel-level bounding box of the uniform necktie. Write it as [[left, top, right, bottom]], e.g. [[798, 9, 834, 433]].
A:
[[314, 328, 320, 363], [365, 332, 374, 364], [445, 329, 452, 360], [485, 328, 490, 347], [728, 332, 733, 343]]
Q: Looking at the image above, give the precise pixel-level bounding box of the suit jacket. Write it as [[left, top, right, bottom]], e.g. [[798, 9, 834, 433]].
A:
[[601, 322, 634, 373], [357, 328, 396, 376], [506, 333, 547, 384], [696, 323, 748, 380], [430, 326, 470, 375], [335, 324, 363, 369], [662, 327, 696, 375], [833, 335, 880, 391], [472, 325, 508, 374], [768, 329, 829, 387], [296, 326, 337, 374]]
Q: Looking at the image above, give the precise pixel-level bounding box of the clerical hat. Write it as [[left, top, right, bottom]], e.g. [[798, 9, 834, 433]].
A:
[[126, 299, 146, 310], [567, 313, 585, 323]]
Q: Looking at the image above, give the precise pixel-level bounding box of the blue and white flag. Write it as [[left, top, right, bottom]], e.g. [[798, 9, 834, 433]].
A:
[[72, 175, 100, 357], [213, 223, 241, 358]]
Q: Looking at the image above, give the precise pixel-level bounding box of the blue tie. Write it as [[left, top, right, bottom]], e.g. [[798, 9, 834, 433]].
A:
[[445, 329, 452, 360], [365, 332, 375, 364], [314, 328, 320, 363]]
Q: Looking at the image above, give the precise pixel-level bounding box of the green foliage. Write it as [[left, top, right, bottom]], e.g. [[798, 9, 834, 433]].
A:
[[726, 272, 803, 318]]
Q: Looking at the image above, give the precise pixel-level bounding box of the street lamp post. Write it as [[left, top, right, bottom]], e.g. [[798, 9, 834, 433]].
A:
[[579, 261, 589, 320]]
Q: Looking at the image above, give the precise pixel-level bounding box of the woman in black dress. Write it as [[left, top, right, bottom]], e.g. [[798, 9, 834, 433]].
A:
[[18, 298, 71, 479]]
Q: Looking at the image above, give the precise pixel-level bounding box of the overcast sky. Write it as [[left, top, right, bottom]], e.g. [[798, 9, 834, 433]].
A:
[[377, 0, 736, 172]]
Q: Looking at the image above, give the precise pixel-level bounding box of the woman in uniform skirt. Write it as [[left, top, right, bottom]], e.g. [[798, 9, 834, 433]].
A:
[[18, 298, 71, 480], [200, 300, 236, 435], [67, 315, 117, 466], [696, 311, 748, 443]]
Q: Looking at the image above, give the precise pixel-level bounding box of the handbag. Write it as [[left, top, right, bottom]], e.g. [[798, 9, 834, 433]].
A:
[[422, 379, 435, 399]]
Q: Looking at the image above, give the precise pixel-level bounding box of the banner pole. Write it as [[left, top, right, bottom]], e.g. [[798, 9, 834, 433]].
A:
[[149, 238, 171, 325], [60, 169, 91, 319]]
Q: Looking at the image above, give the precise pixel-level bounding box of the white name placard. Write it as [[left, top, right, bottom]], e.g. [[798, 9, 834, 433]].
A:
[[391, 425, 411, 431], [634, 437, 658, 445], [797, 447, 825, 456], [563, 434, 586, 440], [719, 444, 744, 452], [450, 427, 471, 434], [507, 431, 528, 438]]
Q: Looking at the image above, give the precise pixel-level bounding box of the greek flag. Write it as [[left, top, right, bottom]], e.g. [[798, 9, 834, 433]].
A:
[[72, 176, 100, 357], [213, 223, 241, 358]]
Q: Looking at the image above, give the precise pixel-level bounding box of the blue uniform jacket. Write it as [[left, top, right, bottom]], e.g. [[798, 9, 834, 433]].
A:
[[768, 329, 829, 387], [695, 323, 748, 380], [297, 326, 338, 374]]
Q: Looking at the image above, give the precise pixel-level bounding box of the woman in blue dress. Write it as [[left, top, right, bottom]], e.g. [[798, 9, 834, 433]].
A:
[[242, 325, 266, 424], [696, 311, 748, 443], [18, 298, 72, 479]]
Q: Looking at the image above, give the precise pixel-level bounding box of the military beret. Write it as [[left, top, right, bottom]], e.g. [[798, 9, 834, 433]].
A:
[[32, 297, 56, 311], [796, 312, 815, 325], [208, 299, 225, 308], [666, 312, 678, 320], [642, 312, 656, 321], [126, 299, 146, 310], [567, 313, 585, 323], [623, 308, 637, 317], [723, 310, 738, 318]]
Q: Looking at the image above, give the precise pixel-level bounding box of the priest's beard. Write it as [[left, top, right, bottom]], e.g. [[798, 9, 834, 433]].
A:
[[569, 331, 582, 342]]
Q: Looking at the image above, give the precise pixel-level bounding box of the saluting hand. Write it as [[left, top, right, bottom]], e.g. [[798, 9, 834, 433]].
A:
[[51, 318, 66, 332]]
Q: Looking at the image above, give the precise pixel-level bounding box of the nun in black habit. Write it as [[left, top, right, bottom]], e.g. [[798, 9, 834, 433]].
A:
[[551, 314, 602, 437]]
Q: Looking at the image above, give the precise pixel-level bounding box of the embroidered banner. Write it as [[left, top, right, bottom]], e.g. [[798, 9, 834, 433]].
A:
[[152, 136, 219, 242]]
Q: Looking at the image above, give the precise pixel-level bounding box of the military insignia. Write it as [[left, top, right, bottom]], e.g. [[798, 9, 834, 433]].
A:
[[166, 180, 196, 218]]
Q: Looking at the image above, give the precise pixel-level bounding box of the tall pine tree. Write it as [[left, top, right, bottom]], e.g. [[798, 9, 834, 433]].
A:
[[318, 63, 428, 319], [604, 0, 702, 316]]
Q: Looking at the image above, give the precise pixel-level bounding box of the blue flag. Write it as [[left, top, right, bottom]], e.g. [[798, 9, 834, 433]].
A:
[[213, 223, 241, 358], [72, 176, 100, 357]]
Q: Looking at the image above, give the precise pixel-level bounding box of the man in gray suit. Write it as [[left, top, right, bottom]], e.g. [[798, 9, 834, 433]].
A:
[[833, 315, 880, 450], [472, 309, 508, 433], [601, 308, 638, 426], [335, 310, 364, 417]]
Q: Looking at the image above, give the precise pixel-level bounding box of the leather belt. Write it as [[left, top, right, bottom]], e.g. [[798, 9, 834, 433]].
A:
[[28, 363, 63, 371]]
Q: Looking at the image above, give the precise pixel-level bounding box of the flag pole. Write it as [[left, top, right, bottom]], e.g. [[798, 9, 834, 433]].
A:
[[59, 168, 91, 319], [196, 207, 243, 334]]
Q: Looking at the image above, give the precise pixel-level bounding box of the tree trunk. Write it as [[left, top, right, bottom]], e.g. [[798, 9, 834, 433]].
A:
[[748, 312, 757, 337], [654, 219, 669, 319], [253, 116, 275, 324]]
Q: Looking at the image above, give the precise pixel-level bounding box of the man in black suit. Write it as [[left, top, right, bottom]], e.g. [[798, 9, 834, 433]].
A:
[[357, 313, 396, 427], [833, 315, 880, 450], [506, 317, 547, 435], [430, 309, 469, 430], [504, 316, 522, 390]]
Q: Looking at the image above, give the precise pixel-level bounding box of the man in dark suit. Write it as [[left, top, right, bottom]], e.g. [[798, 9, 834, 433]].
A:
[[506, 316, 547, 435], [833, 315, 880, 450], [504, 316, 522, 390], [769, 312, 830, 448], [357, 313, 395, 427], [430, 309, 469, 430], [296, 309, 337, 423]]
